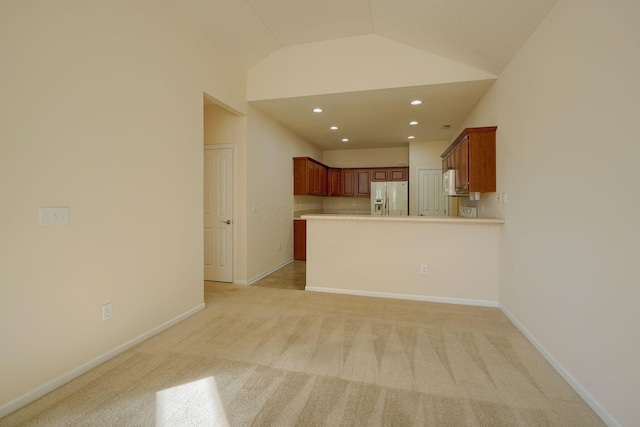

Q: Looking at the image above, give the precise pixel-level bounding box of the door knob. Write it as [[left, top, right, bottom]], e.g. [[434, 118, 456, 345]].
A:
[[221, 220, 231, 225]]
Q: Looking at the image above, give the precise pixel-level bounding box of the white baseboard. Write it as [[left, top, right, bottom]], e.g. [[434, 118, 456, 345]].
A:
[[499, 304, 619, 427], [305, 286, 498, 307], [245, 259, 294, 286], [0, 303, 206, 419]]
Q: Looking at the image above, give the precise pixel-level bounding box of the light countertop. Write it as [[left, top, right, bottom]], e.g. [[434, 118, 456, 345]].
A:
[[300, 214, 504, 224]]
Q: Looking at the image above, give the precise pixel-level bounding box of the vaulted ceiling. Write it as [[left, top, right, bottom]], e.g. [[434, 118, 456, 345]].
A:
[[169, 0, 559, 148]]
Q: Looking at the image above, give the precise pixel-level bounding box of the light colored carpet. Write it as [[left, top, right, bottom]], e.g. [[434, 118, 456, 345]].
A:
[[1, 283, 605, 426], [252, 261, 306, 290]]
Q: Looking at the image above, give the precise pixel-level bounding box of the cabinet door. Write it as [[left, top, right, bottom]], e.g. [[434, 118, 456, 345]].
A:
[[388, 167, 408, 181], [293, 158, 309, 195], [455, 136, 469, 192], [310, 161, 326, 195], [467, 129, 496, 193], [341, 169, 355, 196], [293, 220, 306, 261], [371, 168, 388, 181], [355, 169, 371, 196], [328, 168, 342, 196], [319, 165, 328, 196], [307, 162, 315, 195]]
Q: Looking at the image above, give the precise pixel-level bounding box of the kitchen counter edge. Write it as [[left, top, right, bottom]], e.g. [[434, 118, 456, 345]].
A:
[[300, 214, 504, 224]]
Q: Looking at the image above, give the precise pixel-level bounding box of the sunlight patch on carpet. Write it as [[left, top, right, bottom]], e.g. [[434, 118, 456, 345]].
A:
[[155, 376, 229, 427]]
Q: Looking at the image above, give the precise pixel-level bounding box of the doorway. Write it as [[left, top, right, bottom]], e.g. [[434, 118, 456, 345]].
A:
[[417, 168, 445, 216], [204, 146, 234, 282]]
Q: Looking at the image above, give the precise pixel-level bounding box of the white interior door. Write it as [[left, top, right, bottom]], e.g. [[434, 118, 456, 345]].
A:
[[417, 168, 445, 217], [204, 147, 233, 282]]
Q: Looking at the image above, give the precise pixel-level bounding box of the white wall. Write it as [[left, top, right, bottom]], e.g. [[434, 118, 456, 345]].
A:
[[460, 0, 640, 425], [246, 105, 321, 282], [204, 103, 246, 146], [306, 218, 500, 305], [323, 147, 409, 168], [0, 0, 246, 412], [248, 34, 496, 100]]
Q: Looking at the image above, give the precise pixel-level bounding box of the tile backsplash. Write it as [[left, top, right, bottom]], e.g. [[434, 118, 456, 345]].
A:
[[322, 197, 370, 215]]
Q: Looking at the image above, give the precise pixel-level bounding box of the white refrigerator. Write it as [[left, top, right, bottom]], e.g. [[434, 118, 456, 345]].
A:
[[370, 181, 409, 216]]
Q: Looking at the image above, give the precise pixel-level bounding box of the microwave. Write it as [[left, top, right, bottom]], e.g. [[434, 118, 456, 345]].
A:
[[443, 169, 459, 196]]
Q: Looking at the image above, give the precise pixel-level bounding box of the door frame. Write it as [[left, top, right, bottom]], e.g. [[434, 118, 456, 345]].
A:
[[204, 144, 236, 283]]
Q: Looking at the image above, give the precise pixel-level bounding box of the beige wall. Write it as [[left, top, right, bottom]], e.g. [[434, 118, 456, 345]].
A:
[[322, 197, 370, 215], [306, 219, 500, 304], [0, 0, 246, 411], [459, 0, 640, 425], [204, 103, 246, 146], [246, 105, 321, 283], [248, 34, 496, 100], [322, 147, 409, 168]]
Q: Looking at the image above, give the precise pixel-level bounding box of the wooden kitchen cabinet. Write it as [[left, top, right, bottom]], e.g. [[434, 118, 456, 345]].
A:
[[293, 219, 306, 261], [454, 136, 469, 192], [293, 157, 329, 196], [341, 169, 355, 196], [388, 167, 408, 181], [371, 167, 408, 182], [442, 154, 454, 174], [371, 168, 388, 182], [340, 168, 370, 196], [328, 168, 342, 196], [297, 160, 408, 197], [440, 127, 496, 194], [355, 169, 371, 196]]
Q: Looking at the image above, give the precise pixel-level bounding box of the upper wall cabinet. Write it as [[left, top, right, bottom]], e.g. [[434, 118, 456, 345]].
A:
[[294, 158, 409, 197], [340, 168, 371, 196], [371, 167, 408, 182], [441, 127, 496, 194], [328, 168, 342, 197], [293, 157, 328, 196]]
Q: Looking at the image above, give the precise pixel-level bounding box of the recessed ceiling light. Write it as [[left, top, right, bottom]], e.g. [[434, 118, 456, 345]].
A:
[[409, 121, 419, 126], [341, 138, 349, 142], [312, 107, 323, 113], [410, 100, 422, 105], [330, 126, 338, 130], [442, 123, 452, 129], [408, 136, 416, 140]]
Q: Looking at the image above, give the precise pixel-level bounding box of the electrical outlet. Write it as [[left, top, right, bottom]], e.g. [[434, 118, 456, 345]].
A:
[[352, 201, 356, 207], [421, 264, 428, 275], [39, 207, 69, 226], [502, 192, 508, 204], [102, 303, 112, 321]]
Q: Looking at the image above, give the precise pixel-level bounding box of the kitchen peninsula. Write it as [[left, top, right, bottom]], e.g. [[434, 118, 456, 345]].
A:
[[302, 213, 504, 307]]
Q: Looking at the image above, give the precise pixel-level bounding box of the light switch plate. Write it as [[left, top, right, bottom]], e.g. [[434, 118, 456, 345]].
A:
[[39, 207, 69, 226]]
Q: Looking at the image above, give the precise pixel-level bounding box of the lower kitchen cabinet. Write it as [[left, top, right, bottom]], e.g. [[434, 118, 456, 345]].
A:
[[293, 219, 306, 261]]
